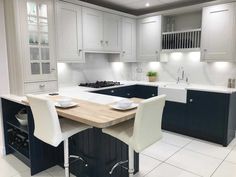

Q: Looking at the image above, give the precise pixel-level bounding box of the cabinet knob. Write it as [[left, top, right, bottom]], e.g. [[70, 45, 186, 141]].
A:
[[152, 94, 155, 97], [78, 49, 82, 54], [204, 49, 207, 52], [39, 84, 45, 88], [155, 51, 159, 54], [111, 90, 114, 93], [189, 99, 193, 103], [105, 41, 108, 45], [100, 40, 104, 44], [127, 93, 130, 96]]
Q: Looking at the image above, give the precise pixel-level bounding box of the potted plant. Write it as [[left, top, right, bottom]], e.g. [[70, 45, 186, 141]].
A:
[[147, 71, 158, 82]]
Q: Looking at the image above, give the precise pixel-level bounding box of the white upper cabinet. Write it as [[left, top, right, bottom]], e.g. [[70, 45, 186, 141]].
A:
[[137, 16, 162, 61], [23, 0, 57, 82], [83, 7, 121, 53], [103, 12, 121, 52], [83, 7, 103, 51], [56, 2, 84, 63], [121, 17, 136, 62], [201, 3, 236, 62]]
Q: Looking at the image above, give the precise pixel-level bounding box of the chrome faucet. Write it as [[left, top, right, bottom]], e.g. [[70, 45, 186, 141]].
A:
[[177, 66, 189, 84]]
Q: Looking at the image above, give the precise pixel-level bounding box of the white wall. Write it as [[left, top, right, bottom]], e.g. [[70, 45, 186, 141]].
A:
[[131, 52, 236, 86], [0, 0, 10, 156], [58, 53, 132, 87], [58, 52, 236, 87]]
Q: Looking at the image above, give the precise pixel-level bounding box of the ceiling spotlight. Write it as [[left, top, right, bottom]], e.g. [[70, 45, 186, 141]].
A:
[[145, 2, 150, 7]]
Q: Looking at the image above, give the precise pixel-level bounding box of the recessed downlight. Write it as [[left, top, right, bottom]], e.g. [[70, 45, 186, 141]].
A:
[[145, 2, 150, 7]]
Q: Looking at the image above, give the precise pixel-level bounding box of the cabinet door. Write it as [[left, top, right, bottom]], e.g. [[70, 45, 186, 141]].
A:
[[137, 16, 162, 61], [23, 0, 57, 82], [103, 12, 121, 52], [162, 102, 187, 134], [121, 17, 136, 62], [201, 3, 236, 61], [187, 91, 229, 144], [56, 2, 84, 63], [135, 85, 158, 99], [82, 7, 103, 51]]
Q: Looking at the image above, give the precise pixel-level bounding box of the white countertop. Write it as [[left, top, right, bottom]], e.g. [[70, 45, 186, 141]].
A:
[[2, 81, 236, 105]]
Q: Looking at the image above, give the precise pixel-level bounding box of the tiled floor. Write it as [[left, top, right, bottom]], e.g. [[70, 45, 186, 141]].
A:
[[1, 131, 236, 177]]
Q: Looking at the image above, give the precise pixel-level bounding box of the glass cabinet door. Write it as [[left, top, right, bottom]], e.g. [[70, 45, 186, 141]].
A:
[[27, 0, 54, 77]]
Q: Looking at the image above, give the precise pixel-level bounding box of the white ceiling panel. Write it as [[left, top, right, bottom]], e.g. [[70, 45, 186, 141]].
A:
[[80, 0, 215, 15]]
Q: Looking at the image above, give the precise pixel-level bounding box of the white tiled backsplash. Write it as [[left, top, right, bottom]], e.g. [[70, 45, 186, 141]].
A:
[[58, 52, 236, 87]]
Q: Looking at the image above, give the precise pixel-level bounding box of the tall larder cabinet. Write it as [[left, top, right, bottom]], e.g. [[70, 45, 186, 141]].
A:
[[4, 0, 58, 95]]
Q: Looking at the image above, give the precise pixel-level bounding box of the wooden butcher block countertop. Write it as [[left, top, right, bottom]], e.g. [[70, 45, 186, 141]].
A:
[[23, 96, 143, 128]]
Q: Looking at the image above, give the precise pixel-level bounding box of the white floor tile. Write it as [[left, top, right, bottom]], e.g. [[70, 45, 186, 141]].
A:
[[12, 170, 52, 177], [145, 163, 200, 177], [227, 138, 236, 149], [134, 154, 161, 177], [0, 155, 29, 177], [161, 131, 193, 148], [142, 141, 181, 161], [225, 146, 236, 164], [45, 165, 76, 177], [212, 161, 236, 177], [184, 140, 231, 160], [166, 149, 222, 177]]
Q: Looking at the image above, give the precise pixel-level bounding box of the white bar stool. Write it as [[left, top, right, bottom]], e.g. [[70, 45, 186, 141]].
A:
[[27, 95, 91, 177], [102, 95, 166, 177]]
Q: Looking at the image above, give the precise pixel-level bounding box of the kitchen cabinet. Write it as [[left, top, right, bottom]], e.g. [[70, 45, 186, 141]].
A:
[[82, 7, 103, 51], [162, 102, 187, 134], [103, 12, 122, 52], [201, 3, 236, 62], [137, 16, 162, 61], [121, 17, 136, 62], [4, 0, 58, 95], [186, 90, 233, 145], [91, 85, 158, 99], [134, 85, 157, 99], [83, 7, 121, 53], [56, 1, 84, 63]]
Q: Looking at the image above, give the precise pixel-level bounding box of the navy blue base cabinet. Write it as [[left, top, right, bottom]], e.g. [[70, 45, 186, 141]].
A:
[[161, 91, 236, 146], [162, 101, 187, 135], [186, 90, 236, 146], [91, 85, 158, 99], [1, 98, 139, 177]]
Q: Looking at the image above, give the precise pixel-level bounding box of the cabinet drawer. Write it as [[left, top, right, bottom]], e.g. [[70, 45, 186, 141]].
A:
[[24, 81, 58, 94]]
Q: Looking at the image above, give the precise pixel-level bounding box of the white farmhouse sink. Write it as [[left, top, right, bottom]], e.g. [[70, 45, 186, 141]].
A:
[[158, 83, 187, 103]]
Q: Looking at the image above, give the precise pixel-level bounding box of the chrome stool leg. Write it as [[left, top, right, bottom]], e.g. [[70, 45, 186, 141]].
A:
[[128, 147, 134, 177], [64, 139, 70, 177]]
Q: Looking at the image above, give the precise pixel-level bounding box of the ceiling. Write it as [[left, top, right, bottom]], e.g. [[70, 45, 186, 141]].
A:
[[80, 0, 215, 15]]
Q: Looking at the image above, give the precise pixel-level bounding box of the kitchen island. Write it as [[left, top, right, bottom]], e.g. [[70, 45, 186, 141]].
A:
[[1, 90, 142, 177]]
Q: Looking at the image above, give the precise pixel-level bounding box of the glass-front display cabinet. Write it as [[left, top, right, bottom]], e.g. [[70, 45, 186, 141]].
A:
[[25, 0, 57, 81], [4, 0, 58, 95]]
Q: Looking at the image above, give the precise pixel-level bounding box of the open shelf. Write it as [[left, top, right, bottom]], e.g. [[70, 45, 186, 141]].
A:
[[7, 119, 29, 134], [8, 143, 29, 159]]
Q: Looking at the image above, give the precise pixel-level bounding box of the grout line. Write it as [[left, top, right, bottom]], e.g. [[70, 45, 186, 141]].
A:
[[143, 138, 200, 177], [210, 144, 236, 177], [142, 161, 165, 177], [164, 162, 203, 177], [182, 147, 230, 161], [141, 153, 165, 162]]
